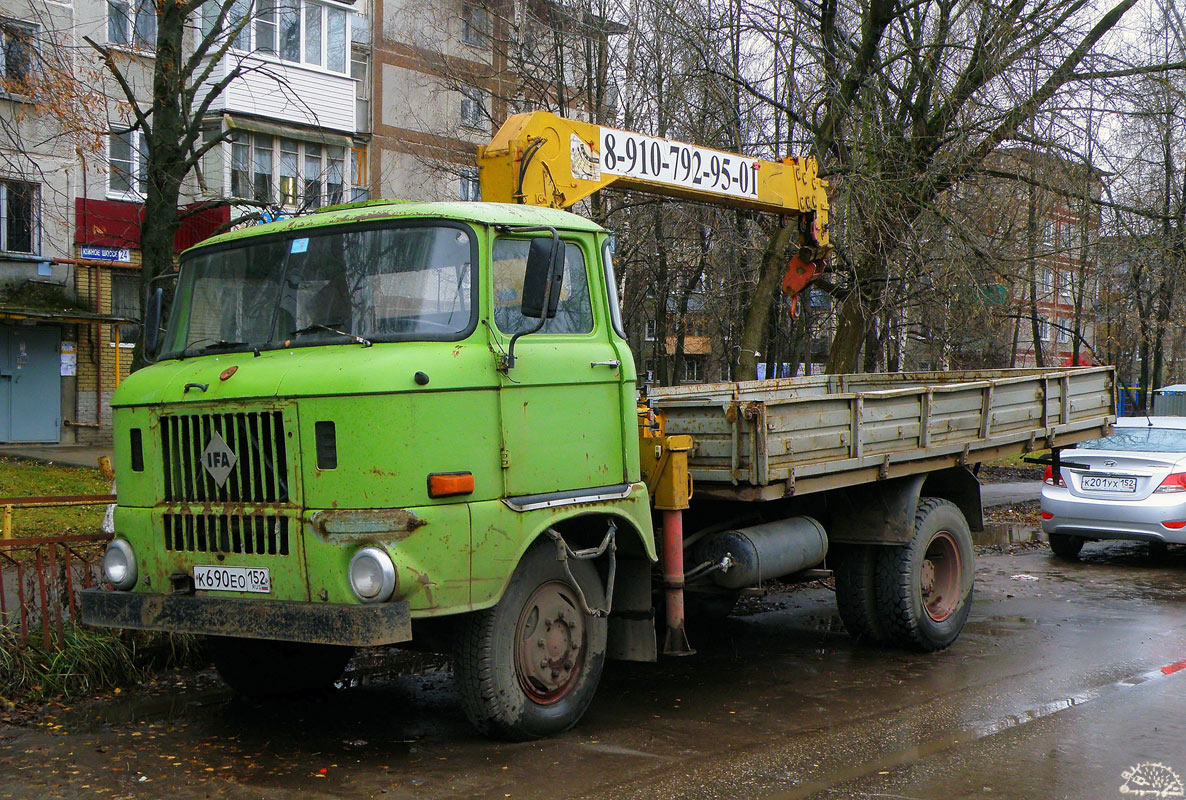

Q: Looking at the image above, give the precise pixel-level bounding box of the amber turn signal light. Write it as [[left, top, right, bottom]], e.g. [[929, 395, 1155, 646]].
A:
[[428, 472, 475, 498]]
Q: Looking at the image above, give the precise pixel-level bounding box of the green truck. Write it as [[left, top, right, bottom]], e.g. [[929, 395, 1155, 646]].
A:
[[81, 199, 1116, 740]]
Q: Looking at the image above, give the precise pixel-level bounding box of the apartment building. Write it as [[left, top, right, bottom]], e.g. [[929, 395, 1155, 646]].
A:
[[1, 0, 372, 444]]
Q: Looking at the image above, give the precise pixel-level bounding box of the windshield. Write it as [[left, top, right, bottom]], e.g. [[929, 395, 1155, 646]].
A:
[[1077, 426, 1186, 453], [163, 222, 475, 358]]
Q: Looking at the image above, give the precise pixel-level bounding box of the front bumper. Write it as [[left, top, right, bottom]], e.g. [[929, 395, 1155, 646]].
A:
[[80, 589, 412, 647]]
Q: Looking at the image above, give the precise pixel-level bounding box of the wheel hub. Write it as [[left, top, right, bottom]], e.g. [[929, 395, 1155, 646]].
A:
[[922, 531, 961, 623], [514, 580, 585, 703]]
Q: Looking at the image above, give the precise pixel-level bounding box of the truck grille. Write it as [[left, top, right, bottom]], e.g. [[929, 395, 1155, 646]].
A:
[[161, 411, 289, 503], [163, 513, 291, 556]]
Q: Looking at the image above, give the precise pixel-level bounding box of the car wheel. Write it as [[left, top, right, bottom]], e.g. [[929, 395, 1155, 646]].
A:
[[1048, 533, 1085, 560], [455, 541, 607, 740], [207, 636, 354, 695], [876, 497, 974, 652]]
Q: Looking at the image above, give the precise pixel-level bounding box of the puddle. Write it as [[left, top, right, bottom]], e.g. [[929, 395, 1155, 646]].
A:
[[975, 522, 1042, 546]]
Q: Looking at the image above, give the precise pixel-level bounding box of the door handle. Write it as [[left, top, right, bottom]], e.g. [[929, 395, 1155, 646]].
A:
[[590, 360, 621, 368]]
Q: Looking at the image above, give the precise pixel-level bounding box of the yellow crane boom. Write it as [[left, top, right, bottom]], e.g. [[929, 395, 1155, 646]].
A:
[[477, 111, 831, 295]]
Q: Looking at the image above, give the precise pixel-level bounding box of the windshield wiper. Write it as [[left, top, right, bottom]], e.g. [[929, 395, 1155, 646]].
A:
[[289, 324, 372, 347], [177, 339, 249, 359]]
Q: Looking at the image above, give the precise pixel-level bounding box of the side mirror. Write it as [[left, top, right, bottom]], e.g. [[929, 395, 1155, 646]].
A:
[[521, 237, 564, 319], [143, 287, 163, 358]]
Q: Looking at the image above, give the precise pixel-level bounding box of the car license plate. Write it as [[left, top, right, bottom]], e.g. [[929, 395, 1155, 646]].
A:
[[1082, 475, 1137, 493], [193, 565, 271, 593]]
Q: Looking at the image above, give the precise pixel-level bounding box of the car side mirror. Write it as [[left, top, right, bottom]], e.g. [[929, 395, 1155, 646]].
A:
[[143, 287, 163, 358], [521, 237, 564, 319]]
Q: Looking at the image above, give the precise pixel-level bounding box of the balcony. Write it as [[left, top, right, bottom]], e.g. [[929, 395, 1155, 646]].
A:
[[195, 55, 357, 135]]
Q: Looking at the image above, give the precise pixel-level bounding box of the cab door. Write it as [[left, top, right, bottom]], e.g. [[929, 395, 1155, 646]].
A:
[[491, 234, 627, 498]]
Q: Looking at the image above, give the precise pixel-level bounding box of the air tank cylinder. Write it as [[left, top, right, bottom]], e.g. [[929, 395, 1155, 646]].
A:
[[694, 516, 828, 590]]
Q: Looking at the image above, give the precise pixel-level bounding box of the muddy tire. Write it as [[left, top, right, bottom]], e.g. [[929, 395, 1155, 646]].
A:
[[876, 497, 974, 652], [833, 544, 886, 643], [1048, 533, 1085, 560], [207, 636, 354, 695], [455, 541, 607, 740]]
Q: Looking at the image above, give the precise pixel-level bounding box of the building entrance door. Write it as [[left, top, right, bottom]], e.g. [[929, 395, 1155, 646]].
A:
[[0, 325, 61, 443]]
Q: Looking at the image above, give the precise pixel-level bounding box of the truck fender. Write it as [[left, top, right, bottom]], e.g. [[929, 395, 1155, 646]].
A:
[[543, 513, 657, 663], [826, 467, 982, 545]]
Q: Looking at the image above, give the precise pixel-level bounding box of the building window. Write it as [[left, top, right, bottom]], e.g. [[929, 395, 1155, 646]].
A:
[[461, 3, 489, 46], [109, 130, 147, 198], [255, 0, 277, 54], [0, 181, 36, 254], [460, 168, 480, 201], [226, 131, 348, 210], [204, 0, 348, 73], [350, 147, 368, 201], [684, 358, 703, 382], [1059, 272, 1075, 305], [644, 320, 657, 341], [1039, 268, 1053, 299], [110, 272, 141, 346], [108, 0, 156, 48], [0, 20, 35, 93], [1056, 319, 1071, 344], [460, 87, 486, 129]]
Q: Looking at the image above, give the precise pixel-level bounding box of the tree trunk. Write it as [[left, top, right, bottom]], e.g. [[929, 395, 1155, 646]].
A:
[[736, 222, 796, 381]]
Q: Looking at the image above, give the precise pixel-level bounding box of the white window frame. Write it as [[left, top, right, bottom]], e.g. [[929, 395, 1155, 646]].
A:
[[684, 358, 703, 382], [1059, 271, 1075, 305], [459, 167, 480, 201], [203, 0, 351, 75], [1056, 319, 1071, 344], [460, 86, 486, 129], [644, 319, 657, 341], [107, 0, 156, 49], [0, 180, 39, 255], [107, 129, 147, 201]]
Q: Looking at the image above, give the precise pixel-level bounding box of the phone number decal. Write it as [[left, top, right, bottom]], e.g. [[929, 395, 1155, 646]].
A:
[[599, 128, 759, 200]]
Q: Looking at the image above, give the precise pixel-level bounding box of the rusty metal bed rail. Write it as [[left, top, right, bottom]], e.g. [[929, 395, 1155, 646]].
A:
[[652, 367, 1116, 500]]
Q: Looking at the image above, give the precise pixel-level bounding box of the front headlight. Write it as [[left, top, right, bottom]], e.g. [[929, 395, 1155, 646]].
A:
[[348, 546, 396, 603], [103, 539, 138, 590]]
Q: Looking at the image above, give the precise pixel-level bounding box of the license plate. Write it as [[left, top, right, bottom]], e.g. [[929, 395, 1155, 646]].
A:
[[193, 565, 271, 593], [1082, 475, 1138, 493]]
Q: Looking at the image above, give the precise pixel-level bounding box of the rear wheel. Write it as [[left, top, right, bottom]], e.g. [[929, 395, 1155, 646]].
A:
[[207, 636, 354, 695], [455, 541, 607, 740], [833, 544, 886, 643], [876, 498, 974, 652], [1048, 533, 1085, 560]]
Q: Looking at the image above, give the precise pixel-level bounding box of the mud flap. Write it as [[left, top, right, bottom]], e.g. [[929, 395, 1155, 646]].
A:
[[606, 555, 657, 662]]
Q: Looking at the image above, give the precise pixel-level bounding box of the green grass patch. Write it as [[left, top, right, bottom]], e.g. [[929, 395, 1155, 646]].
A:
[[0, 457, 110, 538], [0, 627, 206, 704]]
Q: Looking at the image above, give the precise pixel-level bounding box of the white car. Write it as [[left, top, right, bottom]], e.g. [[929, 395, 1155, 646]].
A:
[[1040, 416, 1186, 559]]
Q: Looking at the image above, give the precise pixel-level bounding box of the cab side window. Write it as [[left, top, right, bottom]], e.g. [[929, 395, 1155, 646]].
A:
[[491, 238, 593, 335]]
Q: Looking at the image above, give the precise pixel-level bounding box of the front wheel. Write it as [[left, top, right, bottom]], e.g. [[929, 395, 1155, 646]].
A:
[[876, 497, 974, 652], [455, 541, 608, 740], [207, 636, 354, 695]]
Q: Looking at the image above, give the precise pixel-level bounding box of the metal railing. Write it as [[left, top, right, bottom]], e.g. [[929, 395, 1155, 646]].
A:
[[0, 494, 116, 647], [0, 533, 111, 648]]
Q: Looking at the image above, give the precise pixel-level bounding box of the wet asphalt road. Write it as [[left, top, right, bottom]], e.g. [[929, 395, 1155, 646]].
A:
[[2, 540, 1185, 800]]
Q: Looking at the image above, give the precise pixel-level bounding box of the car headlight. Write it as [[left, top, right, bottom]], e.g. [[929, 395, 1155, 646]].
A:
[[348, 546, 396, 603], [103, 539, 138, 590]]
